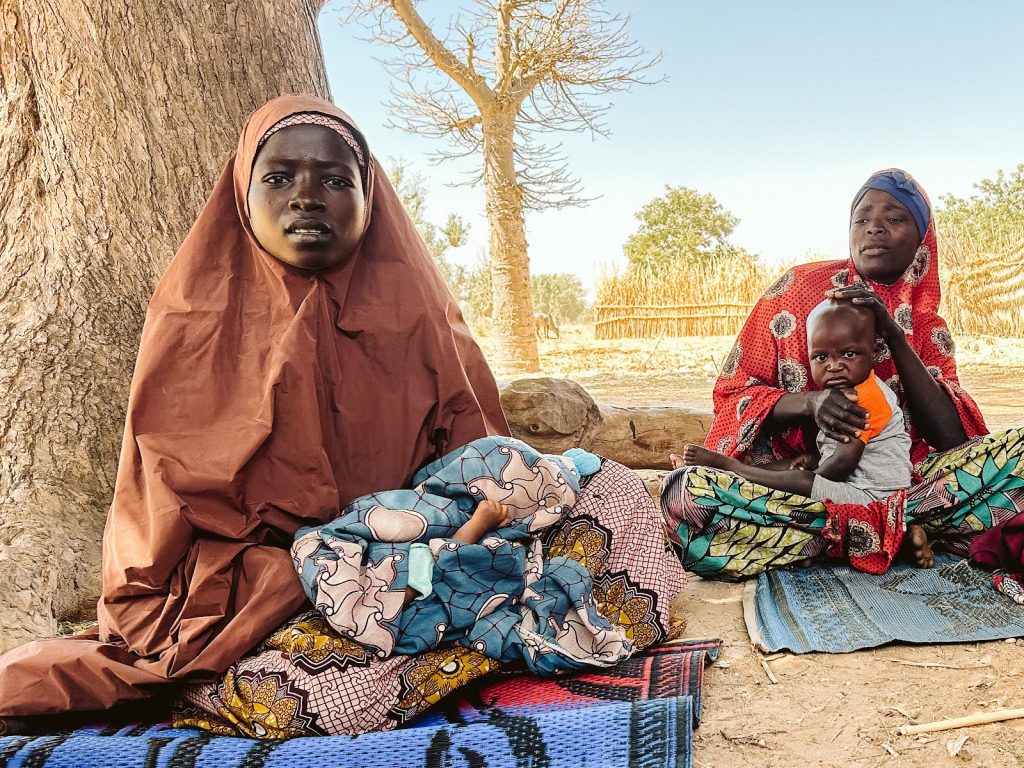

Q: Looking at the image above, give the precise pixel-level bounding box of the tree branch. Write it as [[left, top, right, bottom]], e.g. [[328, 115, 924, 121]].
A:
[[494, 0, 513, 91], [347, 0, 662, 210], [385, 0, 494, 107]]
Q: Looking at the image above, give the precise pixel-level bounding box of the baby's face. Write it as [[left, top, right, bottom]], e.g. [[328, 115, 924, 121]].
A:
[[248, 124, 366, 271], [807, 310, 875, 389]]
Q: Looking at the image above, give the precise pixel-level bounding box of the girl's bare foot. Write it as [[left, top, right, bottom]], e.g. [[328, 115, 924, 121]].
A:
[[902, 524, 934, 568]]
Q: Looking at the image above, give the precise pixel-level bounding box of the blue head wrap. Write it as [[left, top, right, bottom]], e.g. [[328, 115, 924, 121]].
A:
[[850, 169, 929, 240]]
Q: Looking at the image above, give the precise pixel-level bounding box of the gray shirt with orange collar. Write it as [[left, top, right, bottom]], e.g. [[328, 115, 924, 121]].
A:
[[810, 372, 913, 506]]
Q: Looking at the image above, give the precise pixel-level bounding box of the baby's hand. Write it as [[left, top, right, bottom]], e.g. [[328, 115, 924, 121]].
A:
[[472, 500, 512, 531], [789, 453, 819, 471]]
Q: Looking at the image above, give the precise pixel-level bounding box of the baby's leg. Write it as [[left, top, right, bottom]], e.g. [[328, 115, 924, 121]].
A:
[[671, 444, 733, 471], [673, 444, 815, 497]]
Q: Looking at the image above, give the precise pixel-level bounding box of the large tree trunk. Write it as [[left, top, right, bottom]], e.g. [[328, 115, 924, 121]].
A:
[[482, 111, 539, 373], [0, 0, 330, 654]]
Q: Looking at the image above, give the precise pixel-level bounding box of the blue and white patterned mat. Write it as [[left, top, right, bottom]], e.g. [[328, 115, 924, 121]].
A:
[[744, 553, 1024, 653]]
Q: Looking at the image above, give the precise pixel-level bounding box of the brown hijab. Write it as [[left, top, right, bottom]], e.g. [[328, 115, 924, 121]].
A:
[[0, 95, 508, 715]]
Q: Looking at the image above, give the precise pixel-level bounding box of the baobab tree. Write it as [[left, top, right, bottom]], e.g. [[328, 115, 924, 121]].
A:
[[348, 0, 660, 372], [0, 0, 331, 653]]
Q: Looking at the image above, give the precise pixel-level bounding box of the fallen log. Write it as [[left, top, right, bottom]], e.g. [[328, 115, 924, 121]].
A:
[[499, 377, 713, 470]]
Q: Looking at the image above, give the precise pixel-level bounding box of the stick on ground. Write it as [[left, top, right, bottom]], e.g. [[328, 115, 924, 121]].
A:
[[759, 656, 778, 684], [898, 708, 1024, 736]]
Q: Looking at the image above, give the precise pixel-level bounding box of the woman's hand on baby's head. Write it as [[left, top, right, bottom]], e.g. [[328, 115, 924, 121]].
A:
[[825, 285, 901, 341], [473, 500, 512, 531]]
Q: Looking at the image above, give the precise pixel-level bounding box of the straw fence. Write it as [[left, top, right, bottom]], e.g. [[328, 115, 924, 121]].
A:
[[593, 256, 783, 339], [941, 235, 1024, 338], [594, 235, 1024, 341]]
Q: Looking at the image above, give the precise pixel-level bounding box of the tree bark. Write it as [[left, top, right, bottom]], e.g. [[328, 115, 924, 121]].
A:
[[482, 111, 539, 373], [0, 0, 330, 653], [500, 378, 714, 469]]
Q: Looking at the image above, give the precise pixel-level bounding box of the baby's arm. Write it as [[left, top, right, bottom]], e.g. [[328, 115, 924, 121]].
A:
[[452, 500, 511, 544], [402, 500, 511, 608], [813, 438, 865, 482]]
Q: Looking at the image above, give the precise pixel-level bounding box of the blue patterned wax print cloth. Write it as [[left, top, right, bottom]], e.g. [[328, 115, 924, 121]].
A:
[[747, 553, 1024, 653], [292, 436, 631, 673]]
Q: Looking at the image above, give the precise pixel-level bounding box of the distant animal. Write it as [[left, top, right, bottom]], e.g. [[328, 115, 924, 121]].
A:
[[534, 312, 560, 339]]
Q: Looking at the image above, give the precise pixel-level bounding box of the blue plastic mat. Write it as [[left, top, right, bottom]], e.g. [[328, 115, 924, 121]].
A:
[[0, 698, 692, 768], [744, 553, 1024, 654]]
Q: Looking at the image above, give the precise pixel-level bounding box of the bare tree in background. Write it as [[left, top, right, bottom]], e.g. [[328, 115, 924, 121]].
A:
[[348, 0, 660, 372]]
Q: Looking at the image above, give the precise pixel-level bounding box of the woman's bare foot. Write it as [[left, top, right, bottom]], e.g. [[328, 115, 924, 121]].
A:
[[902, 524, 934, 568]]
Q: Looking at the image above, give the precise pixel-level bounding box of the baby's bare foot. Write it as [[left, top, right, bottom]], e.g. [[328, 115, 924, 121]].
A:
[[680, 444, 730, 470], [902, 524, 934, 568]]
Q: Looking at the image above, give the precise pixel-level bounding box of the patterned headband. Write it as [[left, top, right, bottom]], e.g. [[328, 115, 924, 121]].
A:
[[258, 112, 367, 179]]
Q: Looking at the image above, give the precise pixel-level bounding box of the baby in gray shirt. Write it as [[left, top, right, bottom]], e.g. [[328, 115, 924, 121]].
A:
[[672, 299, 912, 505]]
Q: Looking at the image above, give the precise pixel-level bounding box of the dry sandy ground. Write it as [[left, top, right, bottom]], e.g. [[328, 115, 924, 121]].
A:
[[676, 582, 1024, 768], [514, 328, 1024, 767]]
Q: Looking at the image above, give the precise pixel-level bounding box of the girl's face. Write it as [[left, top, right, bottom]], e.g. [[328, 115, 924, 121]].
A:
[[849, 188, 921, 284], [248, 124, 366, 271]]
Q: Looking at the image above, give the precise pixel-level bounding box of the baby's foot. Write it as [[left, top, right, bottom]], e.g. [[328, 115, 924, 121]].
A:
[[678, 444, 731, 470], [902, 524, 934, 568]]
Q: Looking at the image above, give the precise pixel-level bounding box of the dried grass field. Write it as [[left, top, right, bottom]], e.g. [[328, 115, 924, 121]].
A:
[[486, 326, 1024, 768]]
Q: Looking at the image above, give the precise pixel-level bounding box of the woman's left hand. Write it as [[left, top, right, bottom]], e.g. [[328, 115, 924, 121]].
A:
[[826, 285, 902, 341]]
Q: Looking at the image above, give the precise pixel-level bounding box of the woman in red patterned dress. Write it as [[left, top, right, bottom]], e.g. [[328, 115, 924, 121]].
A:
[[661, 169, 1024, 579]]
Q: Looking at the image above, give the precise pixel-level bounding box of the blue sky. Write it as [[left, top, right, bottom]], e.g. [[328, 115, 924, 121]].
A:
[[319, 1, 1024, 287]]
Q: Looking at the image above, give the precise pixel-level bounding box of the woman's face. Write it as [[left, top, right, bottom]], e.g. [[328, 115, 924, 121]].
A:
[[248, 124, 366, 271], [849, 188, 921, 284]]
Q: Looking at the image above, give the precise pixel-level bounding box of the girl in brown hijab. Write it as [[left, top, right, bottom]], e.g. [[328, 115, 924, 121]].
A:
[[0, 95, 508, 723]]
